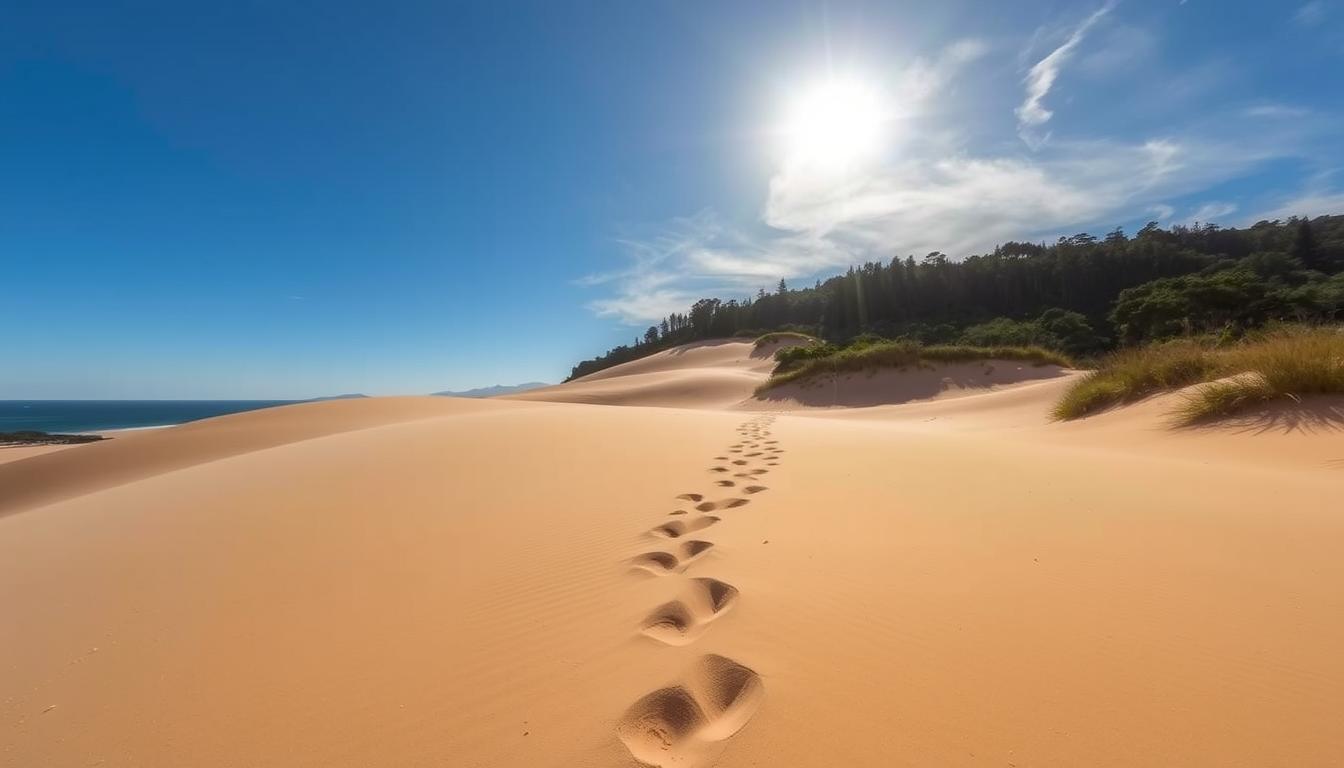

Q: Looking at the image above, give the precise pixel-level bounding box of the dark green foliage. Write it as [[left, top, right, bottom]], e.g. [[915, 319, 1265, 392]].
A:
[[569, 216, 1344, 379], [772, 341, 839, 372], [752, 331, 817, 347], [956, 309, 1105, 358], [0, 431, 105, 445], [1110, 252, 1344, 344]]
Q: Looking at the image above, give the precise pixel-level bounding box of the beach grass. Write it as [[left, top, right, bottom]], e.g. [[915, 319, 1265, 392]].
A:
[[1053, 326, 1344, 422]]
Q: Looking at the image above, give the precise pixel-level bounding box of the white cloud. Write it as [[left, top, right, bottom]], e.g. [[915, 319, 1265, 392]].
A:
[[762, 137, 1271, 260], [1185, 201, 1238, 224], [1016, 2, 1116, 149], [1147, 203, 1176, 222], [1253, 191, 1344, 221]]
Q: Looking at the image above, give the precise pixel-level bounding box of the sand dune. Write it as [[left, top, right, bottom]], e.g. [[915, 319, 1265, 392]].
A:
[[513, 338, 1068, 410], [0, 396, 500, 516], [0, 444, 76, 466], [4, 341, 1343, 766]]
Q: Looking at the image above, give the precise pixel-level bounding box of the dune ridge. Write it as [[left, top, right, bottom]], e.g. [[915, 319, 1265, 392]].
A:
[[3, 340, 1343, 766]]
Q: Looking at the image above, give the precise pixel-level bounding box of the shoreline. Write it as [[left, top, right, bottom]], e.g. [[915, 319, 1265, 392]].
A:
[[83, 423, 177, 437]]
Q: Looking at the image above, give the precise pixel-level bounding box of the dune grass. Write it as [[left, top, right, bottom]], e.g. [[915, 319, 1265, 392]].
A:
[[752, 331, 819, 348], [1175, 328, 1344, 423], [756, 339, 1072, 393], [1053, 326, 1344, 423], [1051, 342, 1218, 420]]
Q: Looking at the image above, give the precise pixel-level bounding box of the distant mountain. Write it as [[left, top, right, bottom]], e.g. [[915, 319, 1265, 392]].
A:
[[433, 382, 549, 398], [303, 394, 369, 401]]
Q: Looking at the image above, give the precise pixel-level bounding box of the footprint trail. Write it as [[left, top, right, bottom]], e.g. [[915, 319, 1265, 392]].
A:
[[617, 413, 780, 766]]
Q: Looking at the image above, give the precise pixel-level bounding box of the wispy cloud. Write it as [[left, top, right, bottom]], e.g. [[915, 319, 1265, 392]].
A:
[[1292, 1, 1327, 26], [1253, 191, 1344, 222], [1243, 103, 1311, 119], [1016, 2, 1116, 149], [589, 133, 1284, 324], [1147, 203, 1176, 222], [581, 212, 759, 323], [762, 137, 1273, 262], [1185, 201, 1237, 224]]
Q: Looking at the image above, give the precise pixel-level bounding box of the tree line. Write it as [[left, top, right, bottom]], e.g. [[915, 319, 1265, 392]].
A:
[[568, 216, 1344, 380]]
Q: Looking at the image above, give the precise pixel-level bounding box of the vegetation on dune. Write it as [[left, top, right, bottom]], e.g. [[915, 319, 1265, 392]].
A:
[[0, 430, 105, 446], [568, 216, 1344, 381], [752, 331, 818, 347], [1051, 342, 1219, 419], [756, 338, 1072, 393], [1175, 328, 1344, 423], [1053, 326, 1344, 423]]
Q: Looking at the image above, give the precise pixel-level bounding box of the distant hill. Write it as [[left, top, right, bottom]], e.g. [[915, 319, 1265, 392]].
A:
[[434, 382, 549, 398], [303, 394, 369, 402]]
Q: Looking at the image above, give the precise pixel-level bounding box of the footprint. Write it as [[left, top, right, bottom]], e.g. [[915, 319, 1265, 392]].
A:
[[709, 466, 729, 473], [669, 510, 687, 516], [694, 498, 748, 512], [713, 456, 729, 461], [743, 486, 767, 494], [630, 551, 678, 573], [639, 578, 740, 646], [745, 452, 762, 457], [650, 516, 719, 539], [616, 654, 764, 767], [731, 460, 748, 466], [630, 540, 715, 575], [714, 480, 735, 487], [677, 493, 704, 502]]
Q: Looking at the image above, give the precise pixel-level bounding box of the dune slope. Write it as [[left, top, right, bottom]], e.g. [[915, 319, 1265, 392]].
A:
[[4, 345, 1343, 766], [514, 338, 1069, 410]]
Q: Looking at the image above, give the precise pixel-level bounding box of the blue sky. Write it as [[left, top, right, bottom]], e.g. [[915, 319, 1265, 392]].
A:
[[3, 0, 1342, 398]]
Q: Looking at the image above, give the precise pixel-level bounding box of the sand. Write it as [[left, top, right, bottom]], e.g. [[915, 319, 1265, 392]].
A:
[[3, 339, 1342, 766], [0, 444, 77, 465]]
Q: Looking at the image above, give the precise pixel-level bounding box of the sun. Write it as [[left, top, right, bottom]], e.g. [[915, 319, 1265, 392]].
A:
[[781, 76, 888, 170]]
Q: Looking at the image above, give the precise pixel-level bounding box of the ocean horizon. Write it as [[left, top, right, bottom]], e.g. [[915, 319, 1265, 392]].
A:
[[0, 400, 300, 434]]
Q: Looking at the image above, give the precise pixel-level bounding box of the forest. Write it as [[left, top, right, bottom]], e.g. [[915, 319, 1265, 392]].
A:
[[568, 215, 1344, 380]]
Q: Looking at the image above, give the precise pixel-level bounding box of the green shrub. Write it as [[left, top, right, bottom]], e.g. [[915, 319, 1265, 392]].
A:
[[758, 340, 1071, 392], [753, 331, 818, 348]]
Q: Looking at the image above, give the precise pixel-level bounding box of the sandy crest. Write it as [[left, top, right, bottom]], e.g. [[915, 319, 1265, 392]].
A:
[[3, 341, 1343, 766], [0, 444, 76, 465]]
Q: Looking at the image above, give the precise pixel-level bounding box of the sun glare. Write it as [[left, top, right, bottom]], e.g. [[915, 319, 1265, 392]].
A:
[[781, 76, 888, 170]]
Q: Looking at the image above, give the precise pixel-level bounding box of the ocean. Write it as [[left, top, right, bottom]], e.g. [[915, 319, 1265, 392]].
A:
[[0, 400, 300, 434]]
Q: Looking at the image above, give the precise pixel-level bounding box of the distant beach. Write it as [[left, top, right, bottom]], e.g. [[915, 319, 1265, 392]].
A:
[[0, 400, 299, 434]]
